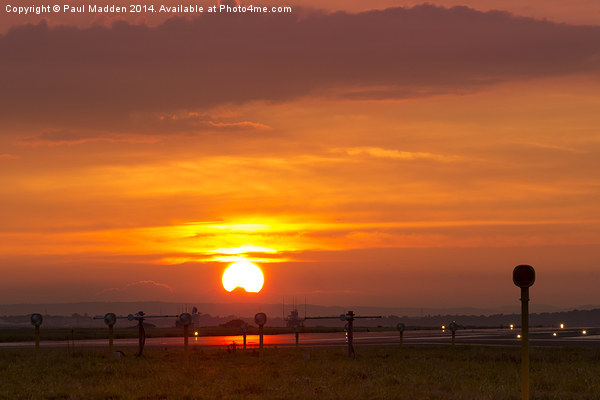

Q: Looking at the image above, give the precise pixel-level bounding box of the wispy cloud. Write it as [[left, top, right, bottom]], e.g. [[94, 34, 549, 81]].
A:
[[16, 130, 160, 147], [518, 141, 588, 154], [97, 280, 174, 295], [336, 146, 463, 162], [15, 112, 272, 145]]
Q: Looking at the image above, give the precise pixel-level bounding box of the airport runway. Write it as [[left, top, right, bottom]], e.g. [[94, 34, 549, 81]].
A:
[[2, 327, 600, 350]]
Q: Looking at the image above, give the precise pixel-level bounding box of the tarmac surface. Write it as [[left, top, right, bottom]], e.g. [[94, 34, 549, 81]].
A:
[[2, 327, 600, 350]]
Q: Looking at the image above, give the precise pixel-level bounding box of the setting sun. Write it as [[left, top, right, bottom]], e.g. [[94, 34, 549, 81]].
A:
[[222, 261, 264, 293]]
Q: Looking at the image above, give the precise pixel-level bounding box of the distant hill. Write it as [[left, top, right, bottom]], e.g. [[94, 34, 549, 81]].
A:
[[0, 301, 588, 319], [1, 301, 600, 329]]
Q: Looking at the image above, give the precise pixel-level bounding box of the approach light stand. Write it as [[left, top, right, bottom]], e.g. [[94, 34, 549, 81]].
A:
[[513, 264, 535, 400], [449, 321, 458, 346], [30, 313, 43, 352], [132, 312, 147, 357], [254, 313, 267, 350], [92, 313, 117, 352], [95, 311, 180, 356], [127, 311, 180, 357], [396, 323, 405, 347], [306, 311, 382, 357], [179, 313, 192, 352]]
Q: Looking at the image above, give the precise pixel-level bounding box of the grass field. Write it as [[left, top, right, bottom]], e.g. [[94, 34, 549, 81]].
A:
[[1, 345, 599, 399]]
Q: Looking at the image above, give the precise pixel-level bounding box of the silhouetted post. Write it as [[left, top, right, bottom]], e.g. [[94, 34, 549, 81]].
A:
[[130, 311, 146, 357], [343, 311, 381, 357], [449, 321, 458, 346], [397, 323, 404, 346], [108, 325, 114, 352], [104, 313, 116, 353], [184, 326, 188, 350], [96, 311, 178, 355], [513, 264, 535, 400], [306, 311, 381, 357], [241, 324, 247, 349], [294, 324, 300, 347], [344, 311, 355, 358], [179, 313, 192, 352], [31, 314, 43, 352], [93, 313, 117, 353], [254, 313, 267, 350]]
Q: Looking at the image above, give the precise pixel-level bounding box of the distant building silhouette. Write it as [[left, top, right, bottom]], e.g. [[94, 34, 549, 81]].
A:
[[285, 308, 304, 328]]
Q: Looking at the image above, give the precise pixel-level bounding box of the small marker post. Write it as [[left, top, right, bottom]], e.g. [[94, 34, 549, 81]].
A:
[[241, 324, 247, 349], [294, 324, 300, 347], [513, 264, 535, 400], [93, 312, 119, 354], [396, 323, 404, 346], [449, 321, 458, 346], [254, 313, 267, 350], [337, 314, 353, 357], [104, 313, 116, 353], [131, 312, 146, 357], [179, 313, 192, 352], [30, 314, 43, 352], [345, 311, 355, 358]]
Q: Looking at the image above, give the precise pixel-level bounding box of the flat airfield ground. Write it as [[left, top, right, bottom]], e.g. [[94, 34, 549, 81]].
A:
[[3, 327, 599, 349], [2, 344, 600, 399]]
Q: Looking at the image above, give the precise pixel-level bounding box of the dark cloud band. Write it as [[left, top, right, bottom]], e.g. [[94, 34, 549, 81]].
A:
[[1, 4, 599, 127]]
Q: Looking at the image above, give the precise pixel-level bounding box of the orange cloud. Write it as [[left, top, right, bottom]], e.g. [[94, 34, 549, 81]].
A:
[[96, 280, 175, 301], [337, 147, 464, 162]]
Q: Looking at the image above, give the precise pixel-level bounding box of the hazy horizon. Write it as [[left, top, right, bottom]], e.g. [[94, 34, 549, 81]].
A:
[[2, 299, 598, 320]]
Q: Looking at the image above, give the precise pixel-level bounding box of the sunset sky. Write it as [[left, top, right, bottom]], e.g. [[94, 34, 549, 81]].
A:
[[1, 1, 599, 311]]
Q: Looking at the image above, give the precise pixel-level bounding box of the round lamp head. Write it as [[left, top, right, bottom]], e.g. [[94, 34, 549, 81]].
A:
[[339, 314, 347, 321], [396, 322, 405, 332], [179, 313, 192, 326], [30, 313, 43, 327], [449, 322, 458, 332], [104, 313, 117, 327], [513, 265, 535, 288], [241, 324, 247, 333], [254, 312, 267, 326]]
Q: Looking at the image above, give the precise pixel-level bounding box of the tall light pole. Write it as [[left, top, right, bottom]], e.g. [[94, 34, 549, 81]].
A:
[[513, 264, 535, 400]]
